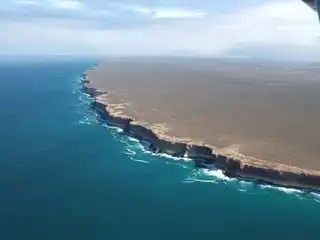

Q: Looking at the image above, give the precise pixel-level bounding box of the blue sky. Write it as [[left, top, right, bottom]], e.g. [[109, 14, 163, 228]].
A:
[[1, 0, 320, 59]]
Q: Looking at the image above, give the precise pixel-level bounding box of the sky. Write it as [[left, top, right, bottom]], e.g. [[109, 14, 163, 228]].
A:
[[1, 0, 320, 59]]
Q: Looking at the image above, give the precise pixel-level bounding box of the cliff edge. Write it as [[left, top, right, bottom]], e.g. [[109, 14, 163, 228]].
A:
[[81, 69, 320, 191]]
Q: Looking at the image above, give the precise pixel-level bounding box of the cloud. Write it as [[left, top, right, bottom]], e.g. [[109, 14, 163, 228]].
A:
[[108, 4, 205, 20], [127, 6, 205, 19], [1, 0, 320, 59], [17, 0, 37, 6], [153, 9, 205, 19], [51, 0, 81, 10]]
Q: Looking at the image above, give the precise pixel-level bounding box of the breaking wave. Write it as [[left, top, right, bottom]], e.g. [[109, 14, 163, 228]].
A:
[[260, 184, 303, 195], [310, 192, 320, 203], [129, 156, 150, 164], [155, 153, 192, 162]]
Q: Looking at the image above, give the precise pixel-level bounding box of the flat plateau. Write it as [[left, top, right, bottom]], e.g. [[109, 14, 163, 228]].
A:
[[83, 58, 320, 191]]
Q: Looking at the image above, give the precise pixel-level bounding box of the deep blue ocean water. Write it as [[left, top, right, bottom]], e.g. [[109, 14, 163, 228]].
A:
[[0, 59, 319, 239]]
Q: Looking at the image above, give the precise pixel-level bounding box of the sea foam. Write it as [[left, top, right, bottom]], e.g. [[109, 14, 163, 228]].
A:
[[260, 184, 303, 195]]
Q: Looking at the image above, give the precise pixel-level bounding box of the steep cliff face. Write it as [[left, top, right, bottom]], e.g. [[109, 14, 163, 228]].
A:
[[107, 115, 132, 130], [128, 124, 158, 141], [91, 101, 132, 129], [128, 124, 187, 156], [81, 73, 91, 85], [237, 165, 320, 189], [91, 101, 107, 115], [294, 173, 320, 188], [213, 155, 228, 168], [186, 145, 213, 159], [155, 140, 187, 157], [83, 87, 105, 97]]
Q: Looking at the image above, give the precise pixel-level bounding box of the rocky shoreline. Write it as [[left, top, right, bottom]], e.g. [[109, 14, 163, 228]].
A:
[[81, 70, 320, 192]]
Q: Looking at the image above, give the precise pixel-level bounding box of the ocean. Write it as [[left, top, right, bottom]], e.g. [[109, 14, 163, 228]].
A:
[[0, 59, 319, 239]]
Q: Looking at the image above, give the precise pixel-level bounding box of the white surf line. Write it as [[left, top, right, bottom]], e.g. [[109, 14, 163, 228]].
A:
[[127, 137, 140, 143], [165, 161, 190, 169], [76, 111, 97, 126], [187, 169, 315, 200], [130, 156, 150, 164], [202, 168, 233, 182], [192, 162, 319, 199], [103, 124, 124, 133], [183, 169, 205, 184], [78, 120, 91, 125], [260, 184, 303, 195], [156, 153, 193, 162], [185, 177, 218, 184], [123, 148, 136, 156], [310, 192, 320, 203], [201, 168, 309, 197]]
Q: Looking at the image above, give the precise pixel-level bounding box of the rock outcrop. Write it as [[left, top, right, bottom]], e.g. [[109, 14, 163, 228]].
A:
[[128, 124, 158, 141], [156, 140, 187, 157], [186, 145, 213, 159], [128, 123, 187, 156], [234, 164, 320, 190], [91, 101, 132, 130]]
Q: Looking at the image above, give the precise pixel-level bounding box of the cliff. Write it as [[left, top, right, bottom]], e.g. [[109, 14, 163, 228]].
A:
[[81, 71, 320, 192]]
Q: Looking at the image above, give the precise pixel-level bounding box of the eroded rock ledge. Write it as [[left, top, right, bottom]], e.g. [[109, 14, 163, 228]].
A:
[[81, 72, 320, 192]]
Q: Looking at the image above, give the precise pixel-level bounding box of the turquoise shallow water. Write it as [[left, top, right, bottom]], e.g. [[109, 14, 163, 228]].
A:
[[0, 59, 319, 239]]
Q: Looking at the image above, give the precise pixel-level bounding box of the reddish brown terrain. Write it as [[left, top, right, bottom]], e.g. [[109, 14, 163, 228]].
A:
[[83, 58, 320, 190]]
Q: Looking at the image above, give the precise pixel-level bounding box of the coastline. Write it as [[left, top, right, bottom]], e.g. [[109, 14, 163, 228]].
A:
[[81, 67, 320, 192]]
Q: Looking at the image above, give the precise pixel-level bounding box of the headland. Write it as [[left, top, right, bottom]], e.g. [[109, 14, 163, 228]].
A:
[[82, 58, 320, 191]]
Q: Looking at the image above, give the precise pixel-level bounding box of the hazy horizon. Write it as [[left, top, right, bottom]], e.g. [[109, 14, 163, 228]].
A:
[[1, 0, 320, 60]]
